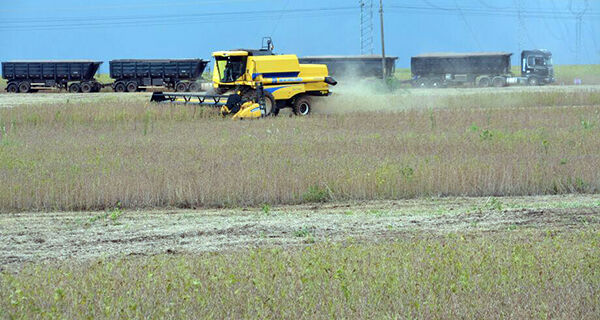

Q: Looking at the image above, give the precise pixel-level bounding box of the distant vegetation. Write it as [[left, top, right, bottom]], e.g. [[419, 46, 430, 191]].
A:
[[2, 230, 598, 318], [1, 89, 600, 212]]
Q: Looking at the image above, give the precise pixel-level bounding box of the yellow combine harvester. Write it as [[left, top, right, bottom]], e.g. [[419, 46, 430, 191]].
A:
[[151, 38, 337, 119]]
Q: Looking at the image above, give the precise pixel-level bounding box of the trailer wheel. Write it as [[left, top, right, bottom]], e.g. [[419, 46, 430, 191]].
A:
[[188, 82, 200, 92], [175, 82, 188, 92], [7, 83, 18, 93], [430, 79, 443, 88], [126, 81, 138, 93], [18, 81, 31, 93], [114, 82, 126, 93], [478, 77, 491, 88], [293, 95, 312, 116], [528, 77, 539, 86], [416, 78, 430, 88], [492, 77, 506, 87], [81, 82, 93, 93], [69, 83, 81, 93]]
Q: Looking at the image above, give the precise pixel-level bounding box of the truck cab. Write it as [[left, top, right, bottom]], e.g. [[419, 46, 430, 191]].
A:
[[521, 50, 554, 85]]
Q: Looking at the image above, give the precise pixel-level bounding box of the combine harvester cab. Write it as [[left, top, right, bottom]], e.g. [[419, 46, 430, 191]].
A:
[[151, 38, 337, 118]]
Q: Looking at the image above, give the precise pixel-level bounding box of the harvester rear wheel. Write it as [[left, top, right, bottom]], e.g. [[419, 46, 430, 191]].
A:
[[18, 81, 31, 93], [69, 83, 81, 93], [293, 95, 312, 116], [126, 81, 138, 93], [7, 83, 18, 93], [81, 82, 93, 93]]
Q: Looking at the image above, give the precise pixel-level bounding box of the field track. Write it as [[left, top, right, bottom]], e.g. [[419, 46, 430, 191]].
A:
[[1, 195, 598, 270], [1, 84, 599, 109]]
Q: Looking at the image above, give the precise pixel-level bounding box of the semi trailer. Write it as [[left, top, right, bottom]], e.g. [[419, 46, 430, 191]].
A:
[[411, 49, 554, 88], [2, 60, 103, 93], [298, 55, 398, 79], [109, 59, 209, 92]]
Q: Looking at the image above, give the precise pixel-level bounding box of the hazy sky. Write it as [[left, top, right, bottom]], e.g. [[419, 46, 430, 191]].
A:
[[1, 0, 598, 71]]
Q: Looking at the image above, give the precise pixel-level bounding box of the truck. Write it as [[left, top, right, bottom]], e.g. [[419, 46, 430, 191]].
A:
[[411, 49, 554, 88], [2, 60, 103, 93], [298, 55, 398, 79], [109, 59, 209, 92]]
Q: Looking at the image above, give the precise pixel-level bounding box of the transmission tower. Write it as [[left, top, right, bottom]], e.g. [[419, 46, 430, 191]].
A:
[[516, 0, 525, 53], [570, 0, 589, 64], [359, 0, 374, 55]]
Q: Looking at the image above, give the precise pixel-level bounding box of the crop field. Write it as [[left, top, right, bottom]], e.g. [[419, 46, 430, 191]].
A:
[[1, 84, 599, 318]]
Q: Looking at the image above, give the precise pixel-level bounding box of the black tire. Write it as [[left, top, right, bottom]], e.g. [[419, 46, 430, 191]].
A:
[[18, 81, 31, 93], [7, 83, 18, 93], [492, 77, 506, 88], [430, 78, 443, 88], [416, 78, 430, 88], [92, 82, 102, 92], [478, 77, 491, 88], [293, 95, 312, 116], [69, 83, 81, 93], [81, 82, 93, 93], [528, 77, 539, 86], [175, 82, 188, 92], [241, 90, 275, 116], [114, 82, 126, 93], [188, 82, 200, 92], [126, 81, 138, 93]]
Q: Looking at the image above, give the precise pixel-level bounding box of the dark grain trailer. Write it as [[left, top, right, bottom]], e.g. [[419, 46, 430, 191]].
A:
[[2, 60, 103, 93], [109, 59, 209, 92], [298, 55, 398, 79], [411, 50, 554, 88]]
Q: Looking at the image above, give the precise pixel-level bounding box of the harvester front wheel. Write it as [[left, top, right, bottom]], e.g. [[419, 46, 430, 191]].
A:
[[293, 95, 312, 116], [242, 90, 275, 116]]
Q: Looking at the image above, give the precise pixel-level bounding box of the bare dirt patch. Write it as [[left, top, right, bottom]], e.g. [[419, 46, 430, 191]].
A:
[[1, 195, 598, 270]]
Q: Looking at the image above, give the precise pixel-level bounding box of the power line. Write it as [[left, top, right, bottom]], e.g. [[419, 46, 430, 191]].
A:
[[0, 6, 357, 31], [454, 0, 482, 50]]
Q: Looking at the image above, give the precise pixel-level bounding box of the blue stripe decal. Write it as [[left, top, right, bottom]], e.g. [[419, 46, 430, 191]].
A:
[[252, 72, 300, 80], [265, 86, 288, 93]]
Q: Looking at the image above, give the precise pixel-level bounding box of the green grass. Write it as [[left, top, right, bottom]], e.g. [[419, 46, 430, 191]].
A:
[[1, 230, 598, 319]]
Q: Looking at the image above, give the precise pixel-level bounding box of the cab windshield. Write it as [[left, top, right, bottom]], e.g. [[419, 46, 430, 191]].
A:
[[215, 56, 247, 83]]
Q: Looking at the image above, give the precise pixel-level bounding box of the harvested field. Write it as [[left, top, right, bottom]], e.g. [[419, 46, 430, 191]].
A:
[[1, 195, 598, 269], [0, 194, 598, 319]]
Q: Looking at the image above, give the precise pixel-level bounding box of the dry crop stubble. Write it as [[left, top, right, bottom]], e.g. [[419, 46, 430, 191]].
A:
[[1, 97, 600, 212]]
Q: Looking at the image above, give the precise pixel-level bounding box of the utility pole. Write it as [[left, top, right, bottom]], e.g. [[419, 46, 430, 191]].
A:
[[379, 0, 386, 80], [570, 0, 589, 64], [359, 0, 374, 55], [516, 0, 524, 53]]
